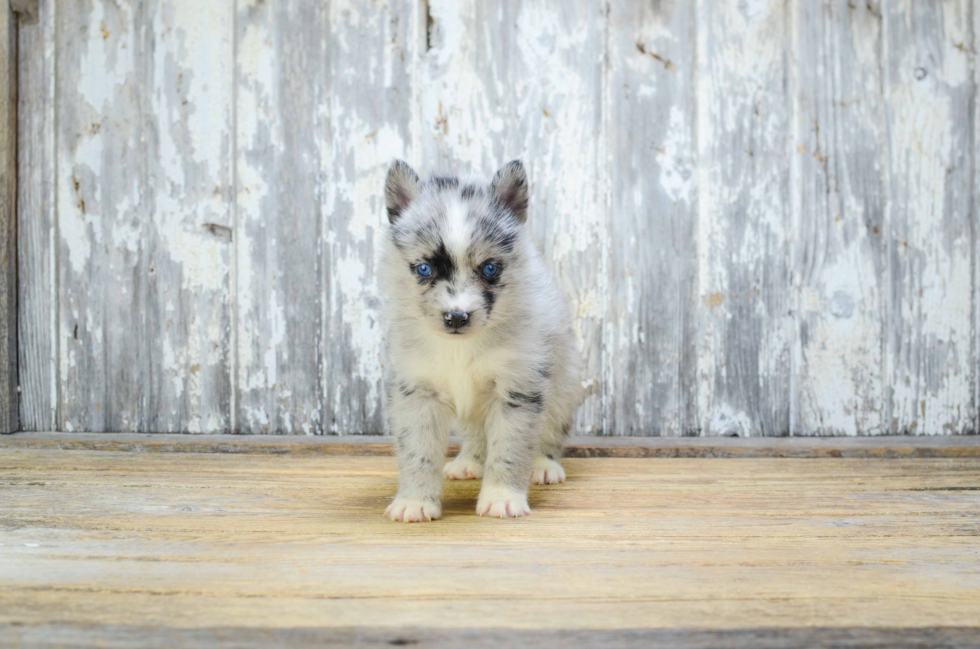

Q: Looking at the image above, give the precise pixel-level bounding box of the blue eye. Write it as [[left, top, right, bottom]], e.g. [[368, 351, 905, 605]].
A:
[[482, 263, 498, 278], [416, 263, 432, 277]]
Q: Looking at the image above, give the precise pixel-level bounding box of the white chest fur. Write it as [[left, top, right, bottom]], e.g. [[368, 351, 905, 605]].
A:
[[399, 337, 505, 422]]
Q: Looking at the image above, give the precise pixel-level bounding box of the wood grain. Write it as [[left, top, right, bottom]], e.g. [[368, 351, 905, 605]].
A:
[[320, 0, 416, 434], [144, 0, 234, 433], [975, 0, 980, 443], [235, 0, 325, 434], [0, 448, 978, 637], [695, 0, 793, 436], [0, 3, 17, 433], [234, 0, 416, 435], [0, 4, 15, 435], [791, 1, 887, 436], [55, 0, 145, 431], [883, 1, 977, 435], [605, 0, 697, 436], [15, 0, 53, 431]]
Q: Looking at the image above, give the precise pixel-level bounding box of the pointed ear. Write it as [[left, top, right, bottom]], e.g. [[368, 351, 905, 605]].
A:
[[491, 160, 529, 223], [385, 159, 420, 223]]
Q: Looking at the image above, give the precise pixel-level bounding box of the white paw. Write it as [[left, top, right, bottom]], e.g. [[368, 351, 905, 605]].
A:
[[444, 455, 484, 480], [385, 498, 441, 523], [531, 457, 566, 485], [476, 485, 531, 518]]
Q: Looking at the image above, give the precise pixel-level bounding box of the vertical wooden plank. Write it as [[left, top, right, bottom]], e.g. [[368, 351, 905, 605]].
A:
[[321, 0, 417, 434], [883, 0, 975, 435], [791, 0, 887, 436], [418, 0, 518, 171], [56, 0, 145, 431], [975, 0, 980, 437], [605, 0, 697, 436], [16, 0, 55, 431], [144, 0, 233, 432], [696, 0, 792, 436], [235, 0, 326, 433], [0, 1, 18, 432], [420, 0, 607, 434]]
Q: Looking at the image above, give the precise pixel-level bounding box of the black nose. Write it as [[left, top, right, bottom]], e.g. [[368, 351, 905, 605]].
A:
[[444, 310, 470, 330]]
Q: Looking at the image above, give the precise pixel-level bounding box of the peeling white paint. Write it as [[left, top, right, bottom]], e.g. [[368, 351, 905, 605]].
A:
[[77, 1, 134, 112], [657, 106, 694, 205], [884, 1, 975, 435]]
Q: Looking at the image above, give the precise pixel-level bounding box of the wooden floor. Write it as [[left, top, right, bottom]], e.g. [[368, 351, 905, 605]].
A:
[[1, 440, 980, 647]]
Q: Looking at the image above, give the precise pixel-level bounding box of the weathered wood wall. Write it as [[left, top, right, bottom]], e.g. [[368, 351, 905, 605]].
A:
[[15, 0, 980, 436]]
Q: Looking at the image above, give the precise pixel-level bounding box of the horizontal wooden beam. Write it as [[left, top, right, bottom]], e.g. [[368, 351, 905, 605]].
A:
[[3, 433, 979, 458]]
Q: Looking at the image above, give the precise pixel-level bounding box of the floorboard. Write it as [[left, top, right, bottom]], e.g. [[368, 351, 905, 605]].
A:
[[1, 446, 979, 647]]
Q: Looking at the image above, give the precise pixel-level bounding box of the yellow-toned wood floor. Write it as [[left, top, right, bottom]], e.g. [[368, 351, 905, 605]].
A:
[[1, 442, 979, 647]]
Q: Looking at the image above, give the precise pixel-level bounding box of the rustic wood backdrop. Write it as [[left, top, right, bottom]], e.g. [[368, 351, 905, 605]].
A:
[[15, 0, 979, 436]]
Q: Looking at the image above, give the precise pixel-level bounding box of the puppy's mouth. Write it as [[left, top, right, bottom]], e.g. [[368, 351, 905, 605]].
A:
[[439, 325, 476, 338]]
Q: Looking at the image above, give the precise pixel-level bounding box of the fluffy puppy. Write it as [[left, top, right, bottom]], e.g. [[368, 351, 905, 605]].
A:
[[380, 159, 580, 521]]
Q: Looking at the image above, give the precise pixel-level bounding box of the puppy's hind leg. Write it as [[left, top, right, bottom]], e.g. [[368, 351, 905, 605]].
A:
[[532, 418, 569, 485], [444, 420, 486, 480]]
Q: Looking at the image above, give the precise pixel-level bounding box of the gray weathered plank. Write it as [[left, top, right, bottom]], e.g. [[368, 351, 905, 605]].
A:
[[55, 1, 146, 432], [605, 0, 697, 436], [15, 0, 54, 431], [144, 0, 233, 432], [883, 0, 976, 435], [791, 0, 887, 436], [975, 0, 980, 440], [695, 0, 793, 436], [420, 0, 607, 434], [320, 0, 417, 434], [235, 0, 326, 433], [0, 2, 17, 433]]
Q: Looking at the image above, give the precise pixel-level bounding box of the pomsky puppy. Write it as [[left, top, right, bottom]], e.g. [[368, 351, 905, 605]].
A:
[[380, 159, 580, 521]]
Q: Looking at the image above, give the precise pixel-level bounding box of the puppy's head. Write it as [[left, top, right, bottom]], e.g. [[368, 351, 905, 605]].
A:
[[384, 160, 529, 338]]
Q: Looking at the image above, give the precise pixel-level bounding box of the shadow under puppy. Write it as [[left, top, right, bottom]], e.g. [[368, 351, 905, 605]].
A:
[[380, 159, 581, 522]]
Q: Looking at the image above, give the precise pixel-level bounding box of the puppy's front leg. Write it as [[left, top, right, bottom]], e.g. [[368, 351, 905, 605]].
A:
[[386, 384, 451, 523], [476, 389, 542, 518]]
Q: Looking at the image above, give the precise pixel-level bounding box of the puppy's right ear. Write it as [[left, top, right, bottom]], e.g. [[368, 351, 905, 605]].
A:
[[385, 159, 420, 223], [491, 160, 529, 224]]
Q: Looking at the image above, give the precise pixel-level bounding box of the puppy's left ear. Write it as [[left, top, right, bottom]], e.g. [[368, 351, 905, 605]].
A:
[[491, 160, 529, 224], [385, 159, 420, 223]]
